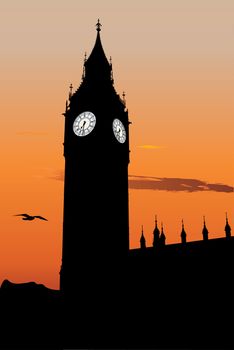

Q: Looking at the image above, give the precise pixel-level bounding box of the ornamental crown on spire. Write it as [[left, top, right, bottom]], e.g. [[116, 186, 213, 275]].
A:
[[96, 19, 102, 32]]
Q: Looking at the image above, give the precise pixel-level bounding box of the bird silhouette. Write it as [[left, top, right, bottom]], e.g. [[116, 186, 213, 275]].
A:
[[14, 213, 48, 221]]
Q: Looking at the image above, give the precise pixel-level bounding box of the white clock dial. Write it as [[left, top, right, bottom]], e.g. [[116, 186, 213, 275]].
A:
[[73, 111, 96, 137], [113, 118, 126, 143]]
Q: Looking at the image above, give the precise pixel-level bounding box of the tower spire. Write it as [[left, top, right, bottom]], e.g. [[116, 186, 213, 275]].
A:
[[226, 212, 229, 223], [84, 20, 112, 83], [202, 216, 209, 241], [225, 212, 231, 239], [181, 219, 187, 244], [159, 222, 166, 246], [140, 225, 146, 249], [153, 215, 160, 248]]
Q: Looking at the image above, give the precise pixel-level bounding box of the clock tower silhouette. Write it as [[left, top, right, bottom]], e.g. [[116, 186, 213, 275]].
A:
[[60, 20, 130, 294]]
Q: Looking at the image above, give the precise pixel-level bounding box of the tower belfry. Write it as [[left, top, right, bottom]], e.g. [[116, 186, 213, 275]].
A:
[[60, 21, 130, 293]]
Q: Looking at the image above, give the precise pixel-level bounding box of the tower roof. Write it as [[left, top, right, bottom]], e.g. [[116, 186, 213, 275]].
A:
[[160, 223, 166, 238], [84, 19, 112, 83]]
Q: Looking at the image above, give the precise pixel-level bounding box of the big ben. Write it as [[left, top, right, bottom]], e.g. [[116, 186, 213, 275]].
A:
[[60, 20, 130, 294]]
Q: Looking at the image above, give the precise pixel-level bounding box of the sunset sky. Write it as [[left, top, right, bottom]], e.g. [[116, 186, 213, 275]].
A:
[[0, 0, 233, 290]]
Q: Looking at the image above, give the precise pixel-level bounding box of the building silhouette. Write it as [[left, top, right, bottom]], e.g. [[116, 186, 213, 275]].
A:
[[59, 20, 233, 349], [0, 20, 233, 349], [60, 18, 130, 295]]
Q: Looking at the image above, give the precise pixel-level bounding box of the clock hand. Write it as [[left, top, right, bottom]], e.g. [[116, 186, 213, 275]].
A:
[[80, 120, 86, 134], [82, 120, 87, 134]]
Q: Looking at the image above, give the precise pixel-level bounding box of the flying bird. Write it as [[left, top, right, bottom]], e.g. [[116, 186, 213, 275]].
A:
[[14, 213, 48, 221]]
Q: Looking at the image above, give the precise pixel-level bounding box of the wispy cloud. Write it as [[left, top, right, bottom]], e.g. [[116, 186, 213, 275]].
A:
[[49, 170, 233, 194], [129, 175, 233, 193], [16, 131, 48, 136], [137, 145, 164, 150]]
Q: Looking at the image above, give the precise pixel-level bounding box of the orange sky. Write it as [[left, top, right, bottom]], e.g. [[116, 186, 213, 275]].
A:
[[0, 1, 233, 289]]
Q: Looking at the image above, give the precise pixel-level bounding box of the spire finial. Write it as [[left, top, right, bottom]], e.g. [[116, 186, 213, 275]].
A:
[[122, 91, 126, 106], [155, 215, 157, 226], [110, 56, 114, 84], [69, 83, 73, 100], [203, 215, 206, 225], [96, 19, 102, 32], [226, 212, 228, 223], [182, 219, 184, 228], [82, 52, 87, 80]]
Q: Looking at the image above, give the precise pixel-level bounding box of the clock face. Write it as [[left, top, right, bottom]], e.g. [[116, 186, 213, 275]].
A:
[[113, 118, 126, 143], [73, 111, 96, 137]]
